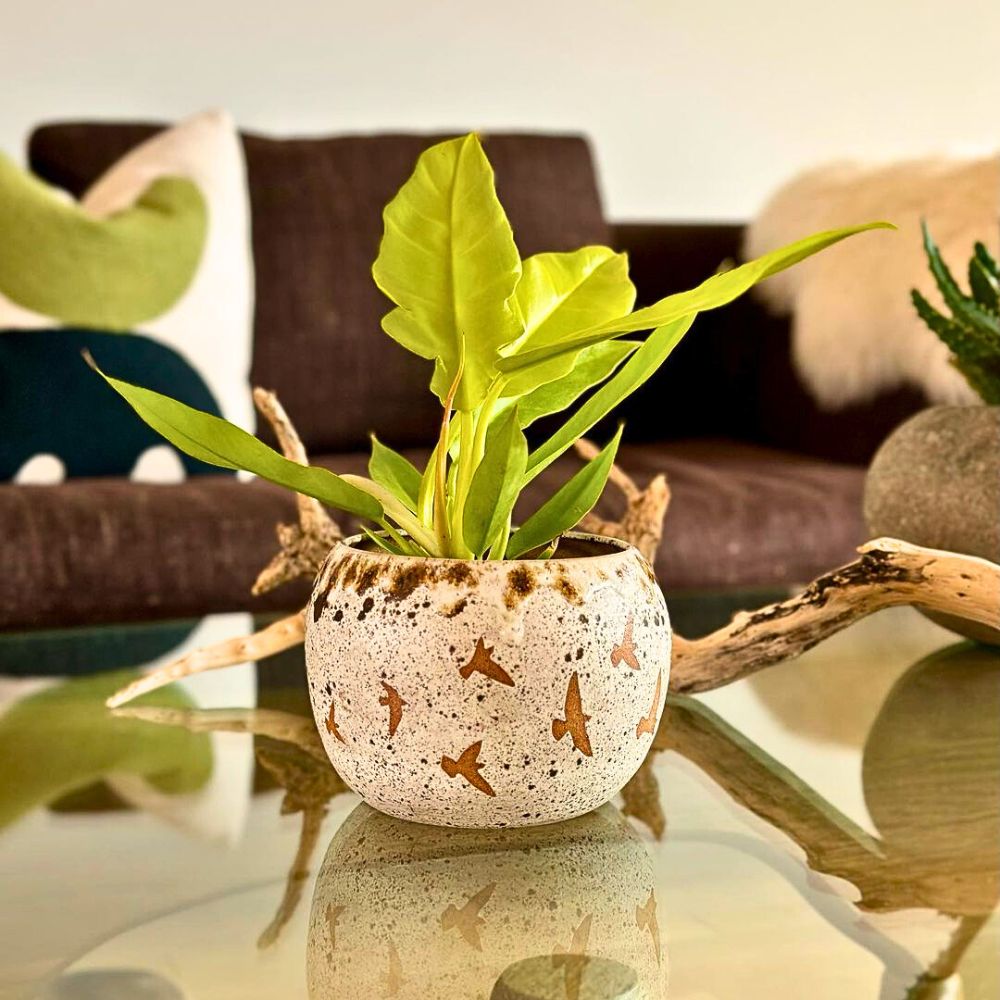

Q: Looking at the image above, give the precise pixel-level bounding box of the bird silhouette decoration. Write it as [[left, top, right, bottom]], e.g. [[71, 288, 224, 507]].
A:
[[440, 882, 496, 951], [635, 889, 662, 965], [378, 682, 407, 738], [636, 670, 663, 738], [459, 637, 515, 686], [325, 701, 346, 744], [611, 613, 641, 671], [385, 938, 403, 996], [552, 913, 593, 1000], [326, 903, 346, 952], [552, 672, 594, 757], [441, 740, 496, 797]]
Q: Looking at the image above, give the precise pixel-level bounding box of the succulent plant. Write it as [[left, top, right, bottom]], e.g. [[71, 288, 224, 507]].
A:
[[912, 222, 1000, 404]]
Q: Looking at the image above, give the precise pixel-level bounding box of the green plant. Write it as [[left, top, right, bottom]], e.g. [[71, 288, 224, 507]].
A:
[[912, 222, 1000, 404], [90, 134, 890, 560]]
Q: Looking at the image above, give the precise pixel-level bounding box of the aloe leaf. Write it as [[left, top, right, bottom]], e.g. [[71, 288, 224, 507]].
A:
[[372, 134, 522, 410], [498, 221, 895, 374], [507, 425, 623, 559], [369, 435, 421, 511], [974, 242, 998, 280], [462, 407, 528, 557], [969, 256, 999, 314], [512, 340, 638, 428], [524, 315, 694, 482], [922, 222, 999, 335], [89, 357, 382, 522]]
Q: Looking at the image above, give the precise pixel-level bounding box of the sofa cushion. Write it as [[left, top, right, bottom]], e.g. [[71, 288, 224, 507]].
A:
[[28, 126, 609, 454], [0, 441, 865, 631]]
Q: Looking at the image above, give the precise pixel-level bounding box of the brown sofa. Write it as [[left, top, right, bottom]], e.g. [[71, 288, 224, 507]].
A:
[[0, 126, 926, 630]]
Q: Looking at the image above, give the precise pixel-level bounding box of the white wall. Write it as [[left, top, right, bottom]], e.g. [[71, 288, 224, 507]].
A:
[[2, 0, 997, 220]]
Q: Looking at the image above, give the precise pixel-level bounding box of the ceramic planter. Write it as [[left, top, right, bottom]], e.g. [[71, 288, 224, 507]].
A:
[[307, 802, 665, 999], [305, 531, 670, 827]]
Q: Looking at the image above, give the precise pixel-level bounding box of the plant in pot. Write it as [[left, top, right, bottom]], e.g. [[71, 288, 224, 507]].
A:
[[90, 133, 888, 827], [865, 225, 1000, 645]]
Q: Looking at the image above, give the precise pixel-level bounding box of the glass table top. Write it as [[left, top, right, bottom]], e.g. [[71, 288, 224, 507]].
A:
[[0, 601, 997, 1000]]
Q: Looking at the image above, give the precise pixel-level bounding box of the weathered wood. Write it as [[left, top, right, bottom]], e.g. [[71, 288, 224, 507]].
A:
[[251, 388, 341, 596], [105, 611, 306, 708], [670, 538, 1000, 694], [574, 438, 670, 565]]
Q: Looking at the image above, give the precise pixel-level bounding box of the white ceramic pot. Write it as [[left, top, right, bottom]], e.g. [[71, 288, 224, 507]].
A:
[[305, 531, 671, 828], [307, 802, 666, 999]]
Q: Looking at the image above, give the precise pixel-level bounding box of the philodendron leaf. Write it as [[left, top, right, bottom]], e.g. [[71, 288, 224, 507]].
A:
[[89, 358, 383, 521], [498, 221, 895, 374], [506, 425, 623, 559], [499, 247, 635, 398], [525, 315, 695, 482], [512, 339, 639, 429], [463, 407, 528, 557], [368, 435, 421, 511], [372, 133, 522, 411]]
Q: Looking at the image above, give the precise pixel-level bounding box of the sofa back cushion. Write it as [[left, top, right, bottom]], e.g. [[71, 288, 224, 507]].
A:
[[29, 125, 609, 452]]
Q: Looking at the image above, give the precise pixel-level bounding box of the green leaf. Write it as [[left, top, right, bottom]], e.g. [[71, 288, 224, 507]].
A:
[[922, 222, 999, 335], [498, 221, 895, 374], [368, 435, 421, 511], [525, 315, 695, 482], [462, 407, 528, 557], [512, 339, 639, 428], [89, 357, 383, 522], [507, 425, 623, 559], [974, 242, 998, 281], [968, 256, 999, 314], [499, 247, 635, 397], [372, 133, 522, 410]]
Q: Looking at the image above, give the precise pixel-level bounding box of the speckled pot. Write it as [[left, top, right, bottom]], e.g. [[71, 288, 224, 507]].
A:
[[305, 532, 671, 828], [307, 802, 666, 999]]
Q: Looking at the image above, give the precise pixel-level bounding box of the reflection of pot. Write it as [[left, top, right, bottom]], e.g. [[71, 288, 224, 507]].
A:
[[307, 803, 666, 1000], [864, 405, 1000, 645], [305, 533, 670, 827]]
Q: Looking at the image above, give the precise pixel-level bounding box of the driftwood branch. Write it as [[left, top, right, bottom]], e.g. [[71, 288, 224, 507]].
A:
[[670, 538, 1000, 694], [251, 388, 341, 596], [105, 611, 306, 708], [574, 438, 670, 564]]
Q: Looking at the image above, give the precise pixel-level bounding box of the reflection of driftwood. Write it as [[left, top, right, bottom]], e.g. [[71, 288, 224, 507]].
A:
[[114, 705, 325, 762], [105, 611, 306, 709], [574, 438, 670, 564], [251, 388, 342, 596], [670, 539, 1000, 694], [117, 706, 350, 948], [254, 739, 349, 948]]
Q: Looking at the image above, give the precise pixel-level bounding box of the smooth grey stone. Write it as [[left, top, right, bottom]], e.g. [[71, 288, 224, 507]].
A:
[[39, 969, 185, 1000], [491, 954, 639, 1000], [864, 405, 1000, 645]]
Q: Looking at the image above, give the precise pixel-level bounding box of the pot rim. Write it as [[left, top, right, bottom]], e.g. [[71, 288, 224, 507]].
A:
[[334, 529, 636, 569]]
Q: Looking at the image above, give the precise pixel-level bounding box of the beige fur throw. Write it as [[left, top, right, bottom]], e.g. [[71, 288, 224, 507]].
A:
[[745, 156, 999, 407]]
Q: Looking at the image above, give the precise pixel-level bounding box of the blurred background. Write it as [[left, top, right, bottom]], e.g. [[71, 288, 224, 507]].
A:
[[3, 0, 998, 219]]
